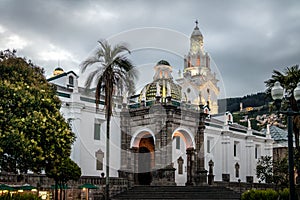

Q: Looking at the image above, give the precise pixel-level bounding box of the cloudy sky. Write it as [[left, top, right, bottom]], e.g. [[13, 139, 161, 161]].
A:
[[0, 0, 299, 98]]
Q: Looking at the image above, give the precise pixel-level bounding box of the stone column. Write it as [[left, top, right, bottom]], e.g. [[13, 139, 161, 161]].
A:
[[186, 147, 195, 186], [221, 133, 230, 182], [246, 133, 255, 183], [166, 108, 173, 167], [67, 102, 84, 167], [264, 125, 273, 156], [120, 110, 130, 169], [194, 112, 207, 185]]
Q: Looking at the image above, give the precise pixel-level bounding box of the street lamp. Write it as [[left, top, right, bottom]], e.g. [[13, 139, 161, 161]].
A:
[[271, 81, 300, 200]]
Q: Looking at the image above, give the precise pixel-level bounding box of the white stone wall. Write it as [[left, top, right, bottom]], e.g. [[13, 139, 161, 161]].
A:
[[172, 137, 187, 186], [55, 82, 122, 177], [204, 126, 273, 183]]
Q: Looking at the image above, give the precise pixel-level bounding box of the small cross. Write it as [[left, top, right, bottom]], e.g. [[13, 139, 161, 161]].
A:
[[195, 20, 198, 26]]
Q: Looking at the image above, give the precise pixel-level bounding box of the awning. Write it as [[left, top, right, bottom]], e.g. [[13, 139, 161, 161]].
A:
[[0, 184, 15, 191], [78, 183, 99, 189], [15, 184, 36, 191], [50, 184, 70, 189]]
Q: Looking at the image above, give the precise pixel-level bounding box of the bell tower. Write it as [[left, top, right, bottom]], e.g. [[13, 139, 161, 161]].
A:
[[177, 21, 219, 114]]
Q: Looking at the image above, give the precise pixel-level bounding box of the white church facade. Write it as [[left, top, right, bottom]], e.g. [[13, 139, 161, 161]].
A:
[[47, 23, 273, 185]]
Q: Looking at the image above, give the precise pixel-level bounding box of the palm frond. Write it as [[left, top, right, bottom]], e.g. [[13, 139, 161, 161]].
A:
[[84, 69, 99, 89], [80, 56, 103, 73], [111, 43, 130, 58], [82, 39, 137, 115]]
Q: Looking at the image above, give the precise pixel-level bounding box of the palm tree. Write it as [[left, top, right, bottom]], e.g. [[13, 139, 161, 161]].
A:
[[81, 40, 136, 200], [265, 64, 300, 149]]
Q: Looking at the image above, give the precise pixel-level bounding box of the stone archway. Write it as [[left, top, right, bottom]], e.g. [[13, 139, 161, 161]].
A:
[[138, 136, 155, 185], [119, 100, 207, 186], [131, 131, 155, 185], [172, 128, 195, 149]]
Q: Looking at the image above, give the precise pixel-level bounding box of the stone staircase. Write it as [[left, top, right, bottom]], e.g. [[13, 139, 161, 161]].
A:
[[112, 185, 241, 200]]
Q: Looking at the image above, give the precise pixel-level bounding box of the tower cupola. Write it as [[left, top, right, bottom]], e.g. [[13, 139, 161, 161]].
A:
[[190, 20, 204, 54]]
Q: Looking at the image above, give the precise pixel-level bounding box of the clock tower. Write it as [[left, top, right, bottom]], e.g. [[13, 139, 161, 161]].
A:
[[177, 21, 219, 114]]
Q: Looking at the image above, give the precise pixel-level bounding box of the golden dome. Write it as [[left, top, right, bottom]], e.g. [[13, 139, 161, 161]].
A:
[[53, 67, 64, 76]]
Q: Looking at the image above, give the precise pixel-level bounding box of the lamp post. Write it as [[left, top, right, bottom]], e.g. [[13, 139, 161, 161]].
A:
[[271, 81, 300, 200]]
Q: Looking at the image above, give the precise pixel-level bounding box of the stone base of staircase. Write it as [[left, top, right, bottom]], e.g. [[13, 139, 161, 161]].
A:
[[112, 185, 240, 200]]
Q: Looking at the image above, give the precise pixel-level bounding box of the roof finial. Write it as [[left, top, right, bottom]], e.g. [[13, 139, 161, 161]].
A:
[[195, 19, 198, 27]]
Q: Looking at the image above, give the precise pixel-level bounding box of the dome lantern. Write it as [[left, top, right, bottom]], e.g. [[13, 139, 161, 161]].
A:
[[138, 60, 181, 102]]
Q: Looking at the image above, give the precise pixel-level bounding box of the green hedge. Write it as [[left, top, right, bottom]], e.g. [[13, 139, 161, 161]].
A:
[[0, 193, 41, 200], [278, 188, 289, 200], [242, 188, 290, 200]]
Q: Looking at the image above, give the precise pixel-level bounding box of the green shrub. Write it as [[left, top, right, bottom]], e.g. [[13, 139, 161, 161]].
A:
[[0, 193, 41, 200], [278, 188, 289, 200], [242, 189, 279, 200]]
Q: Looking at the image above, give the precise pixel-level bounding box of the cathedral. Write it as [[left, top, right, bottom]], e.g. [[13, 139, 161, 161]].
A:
[[48, 22, 273, 186]]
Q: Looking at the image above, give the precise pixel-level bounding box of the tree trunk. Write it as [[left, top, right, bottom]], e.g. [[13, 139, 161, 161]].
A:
[[104, 74, 114, 200], [60, 182, 63, 200], [55, 180, 58, 200], [63, 186, 66, 200], [105, 115, 111, 199]]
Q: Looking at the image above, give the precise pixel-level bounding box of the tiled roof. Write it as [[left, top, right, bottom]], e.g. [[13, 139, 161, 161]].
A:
[[264, 126, 288, 141]]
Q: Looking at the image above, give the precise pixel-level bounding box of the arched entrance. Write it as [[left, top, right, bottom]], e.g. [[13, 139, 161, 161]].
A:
[[130, 130, 155, 185], [138, 136, 154, 185]]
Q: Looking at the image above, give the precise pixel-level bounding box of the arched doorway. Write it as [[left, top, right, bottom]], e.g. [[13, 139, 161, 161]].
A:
[[138, 136, 155, 185]]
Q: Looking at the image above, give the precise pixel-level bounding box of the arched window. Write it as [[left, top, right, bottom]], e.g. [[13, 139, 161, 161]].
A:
[[235, 162, 240, 178], [95, 149, 104, 170], [196, 55, 200, 66], [177, 156, 184, 175], [69, 76, 74, 86]]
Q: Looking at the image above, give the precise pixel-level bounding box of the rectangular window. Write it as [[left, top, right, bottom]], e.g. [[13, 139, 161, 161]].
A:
[[94, 123, 101, 140], [207, 139, 211, 153], [176, 137, 180, 150], [234, 141, 239, 157], [255, 146, 258, 159], [255, 145, 260, 159], [234, 143, 237, 157]]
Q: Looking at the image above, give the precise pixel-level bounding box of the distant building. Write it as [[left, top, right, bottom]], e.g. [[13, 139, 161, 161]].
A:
[[48, 22, 273, 185], [264, 125, 289, 162]]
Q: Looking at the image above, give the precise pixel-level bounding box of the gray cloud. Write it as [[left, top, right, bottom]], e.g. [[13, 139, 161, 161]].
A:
[[0, 0, 299, 98]]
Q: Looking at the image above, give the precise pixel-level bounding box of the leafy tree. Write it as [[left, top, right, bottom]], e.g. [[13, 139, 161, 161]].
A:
[[265, 65, 300, 149], [273, 157, 289, 188], [81, 40, 137, 200], [256, 155, 289, 188], [46, 157, 81, 200], [0, 50, 75, 175], [256, 155, 273, 183]]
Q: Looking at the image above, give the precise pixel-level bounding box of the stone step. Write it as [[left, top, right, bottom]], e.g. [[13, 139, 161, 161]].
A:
[[112, 186, 240, 200]]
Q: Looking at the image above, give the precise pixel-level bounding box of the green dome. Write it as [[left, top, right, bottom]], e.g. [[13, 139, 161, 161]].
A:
[[157, 60, 170, 66], [139, 80, 181, 102]]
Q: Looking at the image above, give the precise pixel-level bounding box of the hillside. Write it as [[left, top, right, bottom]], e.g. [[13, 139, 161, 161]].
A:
[[218, 92, 272, 113], [218, 92, 282, 131]]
